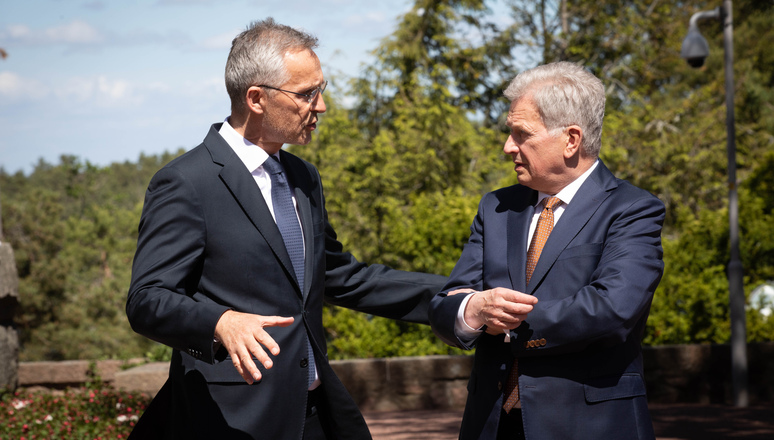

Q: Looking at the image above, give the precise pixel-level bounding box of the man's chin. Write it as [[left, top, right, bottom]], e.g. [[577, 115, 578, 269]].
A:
[[290, 134, 313, 146]]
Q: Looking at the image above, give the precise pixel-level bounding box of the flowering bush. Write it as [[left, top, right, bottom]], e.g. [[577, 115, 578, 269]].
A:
[[0, 386, 151, 439]]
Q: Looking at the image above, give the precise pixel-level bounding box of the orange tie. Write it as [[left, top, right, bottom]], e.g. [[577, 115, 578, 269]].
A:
[[503, 196, 561, 413]]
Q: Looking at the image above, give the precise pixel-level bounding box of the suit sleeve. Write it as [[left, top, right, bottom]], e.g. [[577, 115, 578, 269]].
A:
[[126, 166, 230, 364], [512, 191, 665, 357], [311, 167, 448, 325]]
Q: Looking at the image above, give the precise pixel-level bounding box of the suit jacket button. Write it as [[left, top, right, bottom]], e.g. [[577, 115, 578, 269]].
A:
[[300, 358, 309, 368], [540, 338, 547, 346], [497, 381, 503, 391]]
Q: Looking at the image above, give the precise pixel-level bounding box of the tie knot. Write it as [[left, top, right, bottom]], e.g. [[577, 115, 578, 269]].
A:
[[542, 196, 561, 211], [262, 156, 283, 175]]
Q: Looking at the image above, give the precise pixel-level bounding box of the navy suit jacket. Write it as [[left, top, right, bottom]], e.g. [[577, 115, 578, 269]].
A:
[[429, 161, 664, 440], [127, 123, 446, 439]]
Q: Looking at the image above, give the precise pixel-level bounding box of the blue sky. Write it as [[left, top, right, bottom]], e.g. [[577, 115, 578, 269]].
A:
[[0, 0, 413, 174]]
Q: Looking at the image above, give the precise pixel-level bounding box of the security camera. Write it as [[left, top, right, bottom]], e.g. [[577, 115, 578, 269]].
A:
[[685, 56, 707, 69], [681, 25, 710, 68]]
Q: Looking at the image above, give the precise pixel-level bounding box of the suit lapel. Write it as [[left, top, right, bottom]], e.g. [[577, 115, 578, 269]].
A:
[[203, 125, 302, 299], [526, 162, 617, 293]]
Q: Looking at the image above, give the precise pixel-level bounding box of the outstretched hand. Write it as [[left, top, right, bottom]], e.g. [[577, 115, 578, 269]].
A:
[[462, 287, 537, 334], [214, 310, 295, 384]]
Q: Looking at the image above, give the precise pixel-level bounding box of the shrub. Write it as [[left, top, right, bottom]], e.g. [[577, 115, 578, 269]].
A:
[[0, 386, 151, 439]]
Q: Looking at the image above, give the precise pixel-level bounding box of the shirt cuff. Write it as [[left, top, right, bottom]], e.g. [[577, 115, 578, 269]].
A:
[[455, 293, 484, 341]]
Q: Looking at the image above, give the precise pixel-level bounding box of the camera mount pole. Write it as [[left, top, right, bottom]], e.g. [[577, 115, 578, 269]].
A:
[[682, 1, 746, 408]]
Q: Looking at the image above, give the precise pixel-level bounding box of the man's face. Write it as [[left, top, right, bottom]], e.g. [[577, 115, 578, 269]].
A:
[[503, 97, 568, 194], [258, 49, 326, 151]]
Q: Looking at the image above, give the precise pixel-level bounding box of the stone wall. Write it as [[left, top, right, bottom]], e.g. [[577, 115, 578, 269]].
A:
[[15, 343, 774, 410], [643, 342, 774, 404], [0, 243, 19, 392]]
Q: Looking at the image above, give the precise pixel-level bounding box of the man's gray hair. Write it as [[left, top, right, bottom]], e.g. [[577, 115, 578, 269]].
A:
[[225, 18, 318, 115], [504, 61, 605, 158]]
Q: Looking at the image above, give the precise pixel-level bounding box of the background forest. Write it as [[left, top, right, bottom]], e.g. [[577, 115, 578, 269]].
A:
[[1, 0, 773, 363]]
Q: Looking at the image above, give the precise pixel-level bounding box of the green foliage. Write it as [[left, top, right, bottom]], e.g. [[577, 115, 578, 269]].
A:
[[645, 149, 774, 345], [1, 152, 182, 361], [646, 206, 731, 345], [323, 306, 464, 360], [1, 0, 774, 364]]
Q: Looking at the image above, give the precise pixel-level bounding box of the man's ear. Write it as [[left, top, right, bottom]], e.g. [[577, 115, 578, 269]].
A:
[[564, 125, 583, 159], [246, 86, 266, 115]]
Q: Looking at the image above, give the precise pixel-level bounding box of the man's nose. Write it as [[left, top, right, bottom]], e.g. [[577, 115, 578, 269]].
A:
[[312, 94, 326, 114], [503, 135, 518, 154]]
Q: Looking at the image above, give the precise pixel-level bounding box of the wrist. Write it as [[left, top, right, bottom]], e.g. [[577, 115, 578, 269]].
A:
[[463, 292, 485, 330]]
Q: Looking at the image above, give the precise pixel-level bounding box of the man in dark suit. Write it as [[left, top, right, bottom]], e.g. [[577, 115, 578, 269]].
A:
[[126, 18, 446, 440], [429, 61, 665, 440]]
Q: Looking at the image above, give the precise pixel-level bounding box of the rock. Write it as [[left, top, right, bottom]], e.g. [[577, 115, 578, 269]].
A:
[[0, 243, 19, 392], [114, 362, 169, 397]]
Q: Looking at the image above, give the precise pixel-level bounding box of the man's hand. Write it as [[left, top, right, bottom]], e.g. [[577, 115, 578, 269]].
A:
[[214, 310, 295, 384], [463, 287, 537, 334]]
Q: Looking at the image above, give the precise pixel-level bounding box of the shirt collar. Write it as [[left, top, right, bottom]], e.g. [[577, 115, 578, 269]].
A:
[[535, 160, 599, 207], [218, 118, 272, 172]]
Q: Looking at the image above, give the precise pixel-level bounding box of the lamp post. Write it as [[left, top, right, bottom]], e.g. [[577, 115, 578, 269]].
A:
[[681, 0, 747, 408]]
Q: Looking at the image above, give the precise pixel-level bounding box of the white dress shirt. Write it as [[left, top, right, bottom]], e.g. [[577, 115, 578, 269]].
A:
[[218, 119, 319, 389]]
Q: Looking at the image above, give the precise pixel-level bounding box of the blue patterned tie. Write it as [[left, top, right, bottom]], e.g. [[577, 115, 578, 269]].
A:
[[263, 156, 305, 290], [263, 156, 314, 386]]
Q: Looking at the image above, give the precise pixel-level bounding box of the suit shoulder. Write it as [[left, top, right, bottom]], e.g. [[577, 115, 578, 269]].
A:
[[281, 150, 317, 172], [485, 184, 534, 209], [280, 150, 322, 183], [144, 144, 216, 193], [612, 178, 664, 208], [491, 184, 531, 198], [162, 143, 209, 169]]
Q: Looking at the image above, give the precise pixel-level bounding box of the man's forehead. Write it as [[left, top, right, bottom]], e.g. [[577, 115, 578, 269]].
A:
[[508, 97, 538, 115], [282, 49, 324, 86], [506, 99, 528, 126]]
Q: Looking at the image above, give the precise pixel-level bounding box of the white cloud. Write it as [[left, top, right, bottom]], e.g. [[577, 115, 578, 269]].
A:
[[0, 20, 104, 45], [46, 20, 104, 44], [0, 71, 48, 100], [53, 75, 139, 107], [5, 24, 33, 40], [199, 29, 240, 50], [97, 76, 131, 100], [0, 70, 225, 109], [343, 11, 391, 27]]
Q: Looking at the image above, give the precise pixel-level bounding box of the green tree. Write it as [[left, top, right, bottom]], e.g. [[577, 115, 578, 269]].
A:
[[3, 0, 774, 363], [291, 0, 522, 358], [502, 0, 774, 345], [1, 153, 178, 361]]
